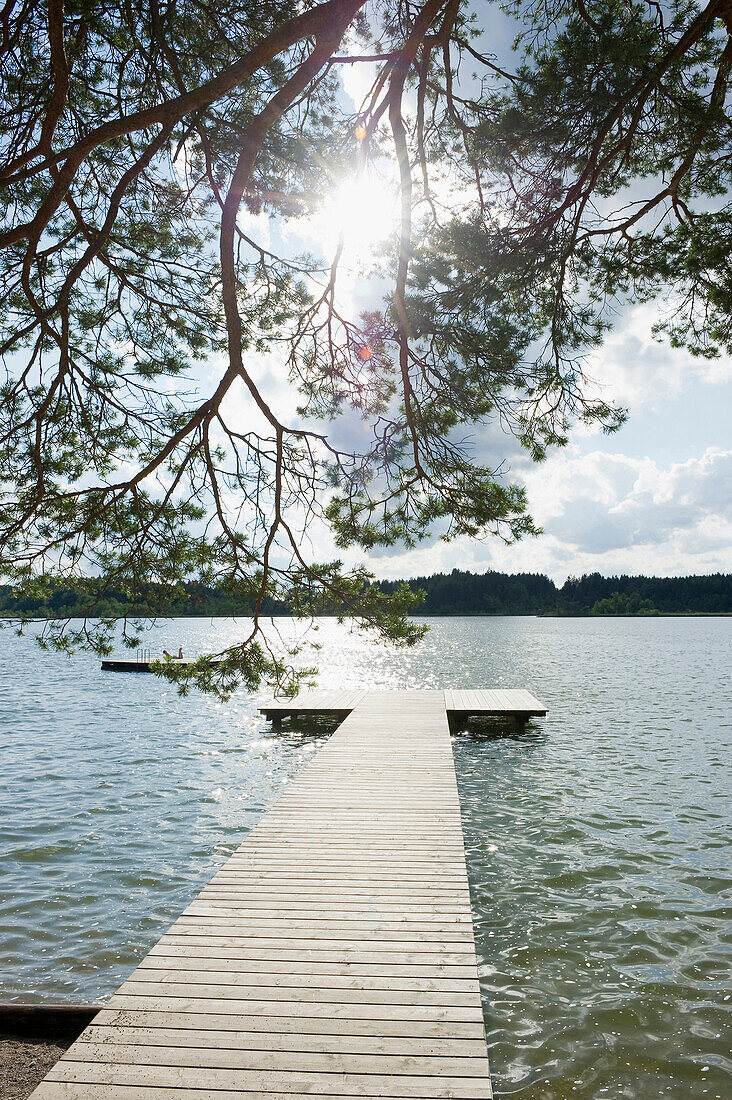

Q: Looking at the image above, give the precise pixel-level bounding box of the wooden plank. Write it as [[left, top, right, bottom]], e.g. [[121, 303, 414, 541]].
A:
[[259, 689, 366, 716], [29, 691, 493, 1099], [113, 984, 482, 1010], [78, 1025, 490, 1060], [440, 686, 545, 716], [165, 910, 473, 925], [34, 1089, 476, 1100], [181, 904, 471, 917], [103, 994, 482, 1021], [82, 1024, 489, 1057], [46, 1062, 495, 1097], [207, 873, 471, 883], [141, 954, 480, 977], [202, 886, 470, 895], [127, 971, 481, 996], [66, 1041, 493, 1081], [92, 1008, 487, 1040], [165, 924, 477, 941], [66, 1042, 493, 1078]]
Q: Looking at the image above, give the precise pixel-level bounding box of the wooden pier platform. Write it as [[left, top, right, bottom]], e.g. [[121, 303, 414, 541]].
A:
[[260, 687, 546, 723], [30, 689, 544, 1099], [101, 658, 196, 672]]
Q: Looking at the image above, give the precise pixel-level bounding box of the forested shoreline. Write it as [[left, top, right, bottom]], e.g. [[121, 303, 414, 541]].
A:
[[380, 571, 731, 616], [1, 571, 729, 620]]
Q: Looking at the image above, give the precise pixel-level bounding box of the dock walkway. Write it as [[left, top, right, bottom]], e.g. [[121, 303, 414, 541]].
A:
[[30, 689, 544, 1098], [260, 688, 546, 725]]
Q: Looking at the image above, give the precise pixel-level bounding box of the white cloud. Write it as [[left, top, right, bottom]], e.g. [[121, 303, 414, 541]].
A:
[[237, 206, 272, 248], [584, 301, 732, 414], [518, 446, 731, 578], [361, 446, 732, 582], [341, 58, 380, 113], [538, 447, 731, 548]]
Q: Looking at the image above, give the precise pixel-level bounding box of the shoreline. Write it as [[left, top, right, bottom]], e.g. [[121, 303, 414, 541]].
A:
[[0, 1004, 101, 1100], [1, 610, 731, 622], [0, 1036, 69, 1100]]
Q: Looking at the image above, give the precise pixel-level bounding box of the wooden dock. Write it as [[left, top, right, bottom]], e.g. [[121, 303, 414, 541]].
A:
[[30, 688, 545, 1099], [260, 688, 546, 724], [101, 658, 196, 672]]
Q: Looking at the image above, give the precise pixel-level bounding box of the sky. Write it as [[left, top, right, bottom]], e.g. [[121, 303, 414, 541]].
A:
[[320, 304, 732, 584], [217, 8, 732, 587], [5, 4, 730, 594], [273, 22, 732, 585], [358, 296, 732, 583], [239, 197, 732, 585], [373, 345, 732, 584]]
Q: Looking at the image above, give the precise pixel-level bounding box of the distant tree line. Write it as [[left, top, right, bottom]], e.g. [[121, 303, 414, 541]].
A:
[[380, 571, 731, 615], [0, 571, 730, 620], [0, 579, 290, 621]]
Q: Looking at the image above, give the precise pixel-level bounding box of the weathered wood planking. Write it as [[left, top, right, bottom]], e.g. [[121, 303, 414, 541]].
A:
[[443, 688, 546, 717], [30, 691, 494, 1098], [260, 687, 546, 719], [259, 688, 367, 719]]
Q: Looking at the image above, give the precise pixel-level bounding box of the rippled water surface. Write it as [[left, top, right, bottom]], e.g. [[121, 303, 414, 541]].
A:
[[1, 615, 730, 1098]]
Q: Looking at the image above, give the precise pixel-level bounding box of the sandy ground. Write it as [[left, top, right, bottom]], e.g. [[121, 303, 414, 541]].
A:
[[0, 1036, 69, 1100]]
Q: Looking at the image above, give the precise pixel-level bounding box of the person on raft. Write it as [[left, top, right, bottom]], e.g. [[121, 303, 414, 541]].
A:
[[162, 647, 184, 659]]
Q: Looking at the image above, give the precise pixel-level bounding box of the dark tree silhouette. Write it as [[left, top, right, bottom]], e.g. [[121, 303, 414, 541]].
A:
[[1, 0, 730, 692]]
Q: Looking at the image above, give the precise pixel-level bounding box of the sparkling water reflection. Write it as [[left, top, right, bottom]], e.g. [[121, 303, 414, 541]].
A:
[[0, 615, 730, 1098]]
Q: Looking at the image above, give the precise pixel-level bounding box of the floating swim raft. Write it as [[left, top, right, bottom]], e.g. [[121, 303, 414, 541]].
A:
[[101, 657, 197, 672], [30, 688, 545, 1099]]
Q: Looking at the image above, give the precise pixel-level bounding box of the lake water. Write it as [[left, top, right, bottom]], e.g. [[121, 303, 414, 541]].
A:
[[0, 615, 730, 1097]]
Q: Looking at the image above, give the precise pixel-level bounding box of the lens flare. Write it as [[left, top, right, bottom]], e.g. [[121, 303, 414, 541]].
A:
[[329, 175, 396, 250]]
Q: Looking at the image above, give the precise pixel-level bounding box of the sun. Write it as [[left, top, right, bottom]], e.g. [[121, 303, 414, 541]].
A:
[[328, 171, 398, 253]]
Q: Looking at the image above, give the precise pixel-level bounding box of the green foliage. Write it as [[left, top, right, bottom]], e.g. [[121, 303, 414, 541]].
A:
[[1, 0, 729, 692], [382, 569, 732, 615], [2, 569, 728, 622]]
